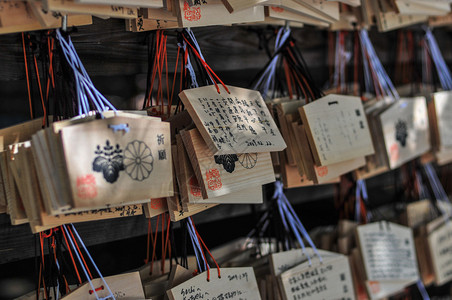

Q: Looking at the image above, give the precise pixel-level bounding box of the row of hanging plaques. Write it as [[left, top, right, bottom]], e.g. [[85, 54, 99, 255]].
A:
[[4, 86, 452, 227], [3, 0, 452, 35]]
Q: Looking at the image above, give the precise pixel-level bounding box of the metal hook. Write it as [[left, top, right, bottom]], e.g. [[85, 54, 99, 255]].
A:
[[61, 14, 68, 32]]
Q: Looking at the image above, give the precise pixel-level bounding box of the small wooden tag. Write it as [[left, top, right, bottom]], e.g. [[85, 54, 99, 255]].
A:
[[167, 267, 260, 300], [179, 85, 287, 155]]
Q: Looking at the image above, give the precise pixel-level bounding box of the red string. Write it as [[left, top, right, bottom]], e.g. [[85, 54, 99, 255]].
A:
[[22, 33, 33, 119], [150, 215, 160, 275], [67, 226, 93, 280], [144, 219, 152, 264], [182, 35, 229, 94], [60, 226, 82, 284]]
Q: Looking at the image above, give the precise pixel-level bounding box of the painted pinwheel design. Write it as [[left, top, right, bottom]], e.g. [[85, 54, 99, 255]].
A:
[[92, 140, 124, 184], [237, 153, 258, 169], [123, 140, 154, 181], [214, 154, 238, 173]]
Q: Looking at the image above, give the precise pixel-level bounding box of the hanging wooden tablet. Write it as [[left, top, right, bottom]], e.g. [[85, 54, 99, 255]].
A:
[[0, 1, 95, 35], [264, 0, 338, 23], [395, 0, 450, 16], [62, 272, 145, 300], [299, 94, 374, 166], [179, 85, 286, 155], [414, 224, 435, 286], [180, 128, 275, 199], [356, 222, 419, 282], [176, 134, 263, 204], [76, 0, 164, 8], [141, 7, 177, 20], [356, 222, 419, 298], [174, 0, 264, 27], [264, 6, 330, 27], [270, 248, 340, 276], [379, 97, 430, 169], [430, 91, 452, 149], [58, 115, 173, 208], [143, 198, 168, 218], [369, 0, 427, 32], [293, 0, 340, 21], [401, 199, 434, 228], [278, 254, 356, 300], [275, 100, 304, 166], [427, 219, 452, 285], [43, 0, 138, 18], [167, 267, 261, 300], [126, 16, 179, 32], [168, 144, 216, 221], [221, 0, 267, 13]]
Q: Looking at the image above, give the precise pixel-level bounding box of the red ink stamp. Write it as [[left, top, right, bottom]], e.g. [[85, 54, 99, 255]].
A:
[[183, 1, 201, 21], [206, 169, 222, 191], [389, 143, 399, 163], [151, 198, 164, 210], [315, 166, 329, 177], [77, 174, 97, 199], [271, 6, 284, 12], [368, 281, 380, 294], [189, 176, 202, 197]]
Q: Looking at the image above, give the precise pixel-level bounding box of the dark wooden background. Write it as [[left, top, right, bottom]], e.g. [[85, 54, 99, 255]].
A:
[[1, 17, 452, 298]]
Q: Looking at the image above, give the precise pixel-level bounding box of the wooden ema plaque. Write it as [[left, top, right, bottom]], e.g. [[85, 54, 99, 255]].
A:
[[431, 91, 452, 149], [278, 254, 356, 300], [176, 134, 262, 204], [174, 0, 264, 27], [379, 97, 430, 169], [179, 85, 287, 155], [181, 128, 275, 199], [167, 267, 261, 300], [356, 222, 419, 299], [427, 219, 452, 285], [299, 94, 374, 166], [62, 272, 145, 300], [59, 116, 173, 208]]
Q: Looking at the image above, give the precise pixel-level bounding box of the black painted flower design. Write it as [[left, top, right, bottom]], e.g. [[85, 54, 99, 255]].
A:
[[92, 140, 124, 183], [237, 153, 258, 169], [395, 119, 408, 147], [123, 140, 154, 181], [214, 154, 238, 173]]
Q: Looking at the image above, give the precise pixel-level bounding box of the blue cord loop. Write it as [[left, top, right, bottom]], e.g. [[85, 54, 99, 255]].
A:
[[273, 181, 322, 265], [423, 28, 452, 91], [62, 224, 115, 300], [253, 27, 291, 99], [56, 30, 117, 118], [359, 29, 399, 102], [424, 163, 451, 223]]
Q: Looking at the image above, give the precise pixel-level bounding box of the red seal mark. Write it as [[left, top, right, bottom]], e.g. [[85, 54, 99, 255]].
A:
[[315, 166, 329, 177], [389, 143, 399, 163], [271, 6, 284, 12], [77, 174, 97, 199], [206, 169, 222, 191], [183, 1, 201, 21], [189, 176, 202, 197], [368, 281, 380, 294], [150, 198, 164, 210]]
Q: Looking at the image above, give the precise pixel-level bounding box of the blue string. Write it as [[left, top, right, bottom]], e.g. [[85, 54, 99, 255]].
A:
[[253, 27, 291, 99], [186, 29, 214, 86], [187, 218, 208, 273], [424, 163, 451, 223], [62, 225, 105, 300], [359, 29, 399, 102], [416, 279, 430, 300], [69, 224, 116, 300], [56, 30, 117, 117], [273, 181, 323, 264], [423, 28, 452, 91]]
